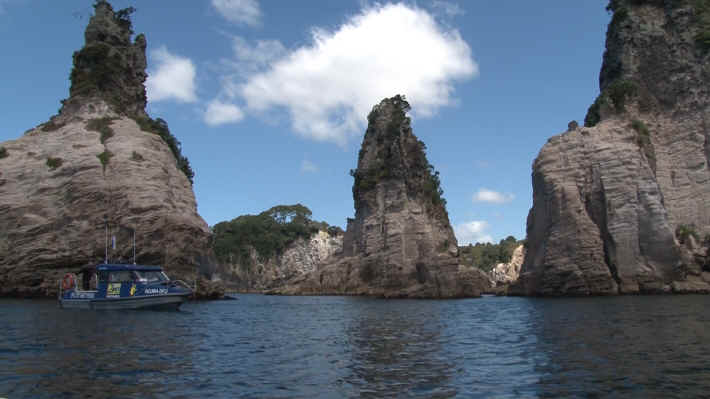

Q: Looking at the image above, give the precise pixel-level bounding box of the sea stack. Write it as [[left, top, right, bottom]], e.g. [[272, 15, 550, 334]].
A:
[[276, 95, 489, 297], [0, 1, 213, 297], [513, 0, 710, 295]]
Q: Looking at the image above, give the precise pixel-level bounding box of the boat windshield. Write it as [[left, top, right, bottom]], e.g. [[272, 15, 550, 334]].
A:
[[133, 271, 169, 284]]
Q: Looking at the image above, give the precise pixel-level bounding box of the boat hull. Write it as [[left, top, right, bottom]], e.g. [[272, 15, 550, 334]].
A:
[[60, 293, 190, 310]]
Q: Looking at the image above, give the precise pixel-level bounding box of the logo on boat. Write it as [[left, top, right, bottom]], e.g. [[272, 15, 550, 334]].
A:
[[144, 288, 168, 295], [130, 284, 136, 296], [107, 283, 121, 297], [70, 291, 95, 299]]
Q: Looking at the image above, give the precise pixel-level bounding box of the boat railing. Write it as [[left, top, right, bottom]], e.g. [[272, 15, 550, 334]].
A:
[[171, 280, 192, 290]]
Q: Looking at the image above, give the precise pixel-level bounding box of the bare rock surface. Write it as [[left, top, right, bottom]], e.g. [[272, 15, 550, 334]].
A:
[[513, 0, 710, 296], [490, 245, 525, 287], [274, 96, 489, 298], [0, 1, 214, 297], [221, 230, 344, 292]]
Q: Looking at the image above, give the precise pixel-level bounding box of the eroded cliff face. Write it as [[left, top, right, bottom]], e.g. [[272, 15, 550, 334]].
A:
[[275, 96, 490, 298], [0, 1, 213, 297], [219, 230, 343, 291], [515, 0, 710, 295], [490, 245, 525, 287]]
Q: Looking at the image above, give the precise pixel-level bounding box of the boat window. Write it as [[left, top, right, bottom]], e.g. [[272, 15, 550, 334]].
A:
[[108, 271, 133, 282], [99, 271, 109, 283], [134, 271, 169, 283]]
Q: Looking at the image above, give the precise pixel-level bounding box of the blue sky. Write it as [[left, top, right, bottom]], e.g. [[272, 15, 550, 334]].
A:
[[0, 0, 610, 244]]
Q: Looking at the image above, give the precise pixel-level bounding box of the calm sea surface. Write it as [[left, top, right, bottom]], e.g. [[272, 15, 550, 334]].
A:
[[1, 294, 710, 398]]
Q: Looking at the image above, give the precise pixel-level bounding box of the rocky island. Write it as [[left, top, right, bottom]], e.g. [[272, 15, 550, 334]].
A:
[[272, 96, 490, 297], [0, 1, 218, 297], [513, 0, 710, 295]]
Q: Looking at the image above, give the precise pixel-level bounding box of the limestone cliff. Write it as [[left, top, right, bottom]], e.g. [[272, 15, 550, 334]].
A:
[[219, 230, 344, 291], [514, 0, 710, 295], [274, 96, 490, 298], [0, 1, 213, 297], [490, 245, 525, 287]]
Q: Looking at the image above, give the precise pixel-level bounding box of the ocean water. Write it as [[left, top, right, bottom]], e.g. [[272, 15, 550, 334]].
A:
[[1, 294, 709, 398]]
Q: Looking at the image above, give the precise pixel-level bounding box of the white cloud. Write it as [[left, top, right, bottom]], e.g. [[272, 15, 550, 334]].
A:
[[473, 188, 514, 204], [431, 1, 465, 17], [454, 221, 493, 245], [223, 36, 286, 80], [234, 3, 476, 144], [147, 46, 197, 103], [300, 159, 319, 173], [212, 0, 261, 26], [205, 99, 244, 126]]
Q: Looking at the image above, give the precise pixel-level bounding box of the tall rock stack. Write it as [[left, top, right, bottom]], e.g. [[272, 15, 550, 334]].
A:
[[276, 96, 489, 297], [514, 0, 710, 295], [0, 1, 213, 297]]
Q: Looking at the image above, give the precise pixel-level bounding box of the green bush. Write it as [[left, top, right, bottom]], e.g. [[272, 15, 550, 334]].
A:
[[41, 120, 65, 132], [676, 224, 700, 244], [86, 117, 116, 144], [134, 116, 194, 184], [131, 151, 144, 162], [46, 157, 63, 170], [584, 80, 637, 127], [352, 95, 447, 213], [0, 147, 7, 159], [96, 150, 113, 169], [459, 236, 521, 272], [212, 204, 333, 267]]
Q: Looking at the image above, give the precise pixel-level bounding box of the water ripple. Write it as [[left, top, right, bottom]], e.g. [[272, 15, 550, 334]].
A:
[[1, 295, 710, 398]]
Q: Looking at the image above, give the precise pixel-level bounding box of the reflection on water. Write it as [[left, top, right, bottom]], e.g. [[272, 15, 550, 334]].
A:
[[1, 295, 710, 398]]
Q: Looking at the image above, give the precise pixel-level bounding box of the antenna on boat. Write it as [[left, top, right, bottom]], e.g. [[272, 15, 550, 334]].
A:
[[104, 216, 108, 264], [133, 227, 136, 265]]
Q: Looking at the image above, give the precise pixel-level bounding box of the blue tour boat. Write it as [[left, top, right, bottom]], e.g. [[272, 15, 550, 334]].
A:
[[59, 264, 193, 310]]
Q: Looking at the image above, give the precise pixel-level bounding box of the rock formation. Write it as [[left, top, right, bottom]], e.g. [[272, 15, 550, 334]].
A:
[[489, 245, 525, 287], [274, 96, 490, 298], [0, 1, 214, 297], [514, 0, 710, 295], [220, 230, 344, 291]]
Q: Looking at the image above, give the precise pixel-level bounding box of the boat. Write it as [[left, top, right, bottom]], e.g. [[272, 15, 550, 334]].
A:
[[58, 263, 193, 310]]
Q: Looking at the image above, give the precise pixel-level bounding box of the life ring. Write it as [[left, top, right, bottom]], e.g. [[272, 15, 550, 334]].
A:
[[62, 273, 76, 291]]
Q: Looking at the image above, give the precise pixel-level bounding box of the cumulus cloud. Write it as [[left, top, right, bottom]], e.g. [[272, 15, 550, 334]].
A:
[[225, 36, 286, 78], [454, 221, 493, 245], [212, 0, 261, 26], [147, 46, 197, 103], [431, 1, 465, 17], [300, 159, 319, 173], [233, 3, 476, 144], [205, 99, 244, 126], [473, 188, 514, 204]]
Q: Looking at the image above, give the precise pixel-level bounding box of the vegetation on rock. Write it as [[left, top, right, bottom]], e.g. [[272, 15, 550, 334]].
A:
[[212, 204, 340, 267], [86, 117, 116, 144], [350, 95, 447, 217], [135, 116, 194, 184], [631, 119, 656, 173], [41, 120, 65, 132], [585, 80, 638, 127], [676, 224, 700, 244], [96, 150, 113, 170], [0, 147, 7, 159], [459, 236, 521, 272], [131, 151, 144, 162], [46, 157, 63, 170]]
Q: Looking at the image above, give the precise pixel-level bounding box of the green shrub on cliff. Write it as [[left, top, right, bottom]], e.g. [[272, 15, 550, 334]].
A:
[[585, 80, 638, 127], [352, 95, 447, 213], [676, 224, 700, 244], [46, 157, 63, 170], [212, 204, 336, 267], [459, 236, 521, 272], [135, 116, 194, 184], [96, 150, 113, 170], [0, 147, 7, 159], [86, 117, 116, 144]]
